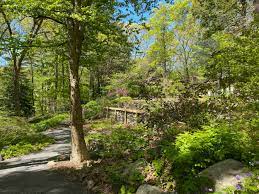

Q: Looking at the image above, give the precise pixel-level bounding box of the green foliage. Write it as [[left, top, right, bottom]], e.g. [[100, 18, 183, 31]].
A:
[[241, 169, 259, 194], [0, 67, 35, 117], [173, 123, 253, 172], [113, 97, 133, 105], [152, 159, 164, 176], [146, 98, 209, 130], [164, 123, 254, 193], [89, 119, 121, 131], [32, 113, 69, 132], [0, 139, 53, 159], [0, 116, 33, 149], [83, 100, 102, 120], [0, 115, 54, 159], [104, 160, 145, 193], [221, 169, 259, 194], [119, 185, 134, 194], [86, 124, 148, 160], [180, 176, 214, 194]]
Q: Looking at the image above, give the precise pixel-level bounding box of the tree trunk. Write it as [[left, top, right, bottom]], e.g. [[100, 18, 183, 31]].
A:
[[54, 59, 59, 113], [69, 63, 88, 162], [67, 1, 88, 162], [13, 64, 21, 116]]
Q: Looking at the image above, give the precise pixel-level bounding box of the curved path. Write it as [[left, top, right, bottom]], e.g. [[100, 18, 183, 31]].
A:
[[0, 128, 86, 194]]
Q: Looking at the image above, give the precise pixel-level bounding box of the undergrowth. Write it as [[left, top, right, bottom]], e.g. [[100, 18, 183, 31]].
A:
[[0, 115, 54, 159], [32, 113, 69, 132]]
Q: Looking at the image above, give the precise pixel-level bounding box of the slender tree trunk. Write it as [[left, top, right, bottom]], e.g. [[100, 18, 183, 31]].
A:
[[30, 59, 35, 111], [89, 70, 95, 100], [67, 0, 88, 162], [13, 63, 21, 116], [54, 59, 59, 113]]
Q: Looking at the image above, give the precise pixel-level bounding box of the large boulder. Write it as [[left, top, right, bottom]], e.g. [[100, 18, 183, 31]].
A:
[[136, 184, 163, 194], [200, 159, 251, 192]]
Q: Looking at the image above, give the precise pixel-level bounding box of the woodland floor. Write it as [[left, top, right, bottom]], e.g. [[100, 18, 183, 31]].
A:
[[0, 127, 86, 194]]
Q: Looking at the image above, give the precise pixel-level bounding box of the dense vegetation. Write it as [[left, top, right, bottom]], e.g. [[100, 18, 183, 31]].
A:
[[0, 114, 54, 159], [0, 0, 258, 193]]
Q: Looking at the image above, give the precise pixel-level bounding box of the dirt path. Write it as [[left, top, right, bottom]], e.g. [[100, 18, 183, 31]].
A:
[[0, 128, 86, 194]]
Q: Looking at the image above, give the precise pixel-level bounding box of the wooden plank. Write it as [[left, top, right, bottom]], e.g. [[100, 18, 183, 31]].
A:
[[106, 107, 145, 114]]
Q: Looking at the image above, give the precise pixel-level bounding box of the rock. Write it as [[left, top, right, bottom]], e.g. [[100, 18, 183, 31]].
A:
[[200, 159, 250, 192], [0, 154, 3, 161], [136, 184, 163, 194]]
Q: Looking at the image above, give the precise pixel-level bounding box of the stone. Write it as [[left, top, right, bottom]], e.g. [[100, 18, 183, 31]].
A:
[[0, 154, 3, 161], [199, 159, 250, 192], [136, 184, 163, 194]]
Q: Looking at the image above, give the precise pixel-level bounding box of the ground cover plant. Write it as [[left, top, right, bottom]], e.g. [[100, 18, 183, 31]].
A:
[[0, 115, 54, 159], [31, 113, 69, 132]]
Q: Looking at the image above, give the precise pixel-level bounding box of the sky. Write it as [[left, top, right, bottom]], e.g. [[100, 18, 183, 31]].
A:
[[0, 57, 7, 66]]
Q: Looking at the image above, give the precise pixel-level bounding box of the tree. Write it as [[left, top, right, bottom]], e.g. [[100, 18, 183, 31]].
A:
[[0, 6, 43, 115], [1, 0, 160, 163], [146, 3, 173, 78]]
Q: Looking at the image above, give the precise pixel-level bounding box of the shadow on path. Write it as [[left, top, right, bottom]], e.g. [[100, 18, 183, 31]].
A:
[[0, 128, 86, 194]]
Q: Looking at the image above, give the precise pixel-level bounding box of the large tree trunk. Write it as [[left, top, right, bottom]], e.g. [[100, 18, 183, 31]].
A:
[[69, 62, 88, 162], [67, 0, 88, 162]]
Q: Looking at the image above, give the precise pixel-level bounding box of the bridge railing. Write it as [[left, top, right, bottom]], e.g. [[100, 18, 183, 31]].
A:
[[105, 107, 145, 125]]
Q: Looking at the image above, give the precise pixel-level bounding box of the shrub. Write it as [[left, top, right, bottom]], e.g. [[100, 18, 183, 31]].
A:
[[113, 96, 133, 106], [173, 123, 253, 173], [145, 99, 209, 130], [85, 124, 148, 160], [166, 123, 254, 193], [83, 100, 102, 120], [32, 113, 69, 131]]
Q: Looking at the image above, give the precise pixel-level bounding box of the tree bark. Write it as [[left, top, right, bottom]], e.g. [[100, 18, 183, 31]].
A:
[[13, 62, 21, 116], [67, 0, 88, 162], [54, 58, 59, 113]]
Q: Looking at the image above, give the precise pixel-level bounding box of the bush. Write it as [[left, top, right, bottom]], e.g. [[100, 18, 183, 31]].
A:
[[83, 100, 102, 120], [173, 123, 253, 173], [32, 113, 69, 131], [85, 124, 148, 160], [165, 123, 254, 193], [113, 96, 133, 106], [145, 99, 209, 130]]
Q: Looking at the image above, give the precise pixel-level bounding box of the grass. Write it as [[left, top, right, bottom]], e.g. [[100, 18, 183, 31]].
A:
[[0, 115, 54, 159]]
